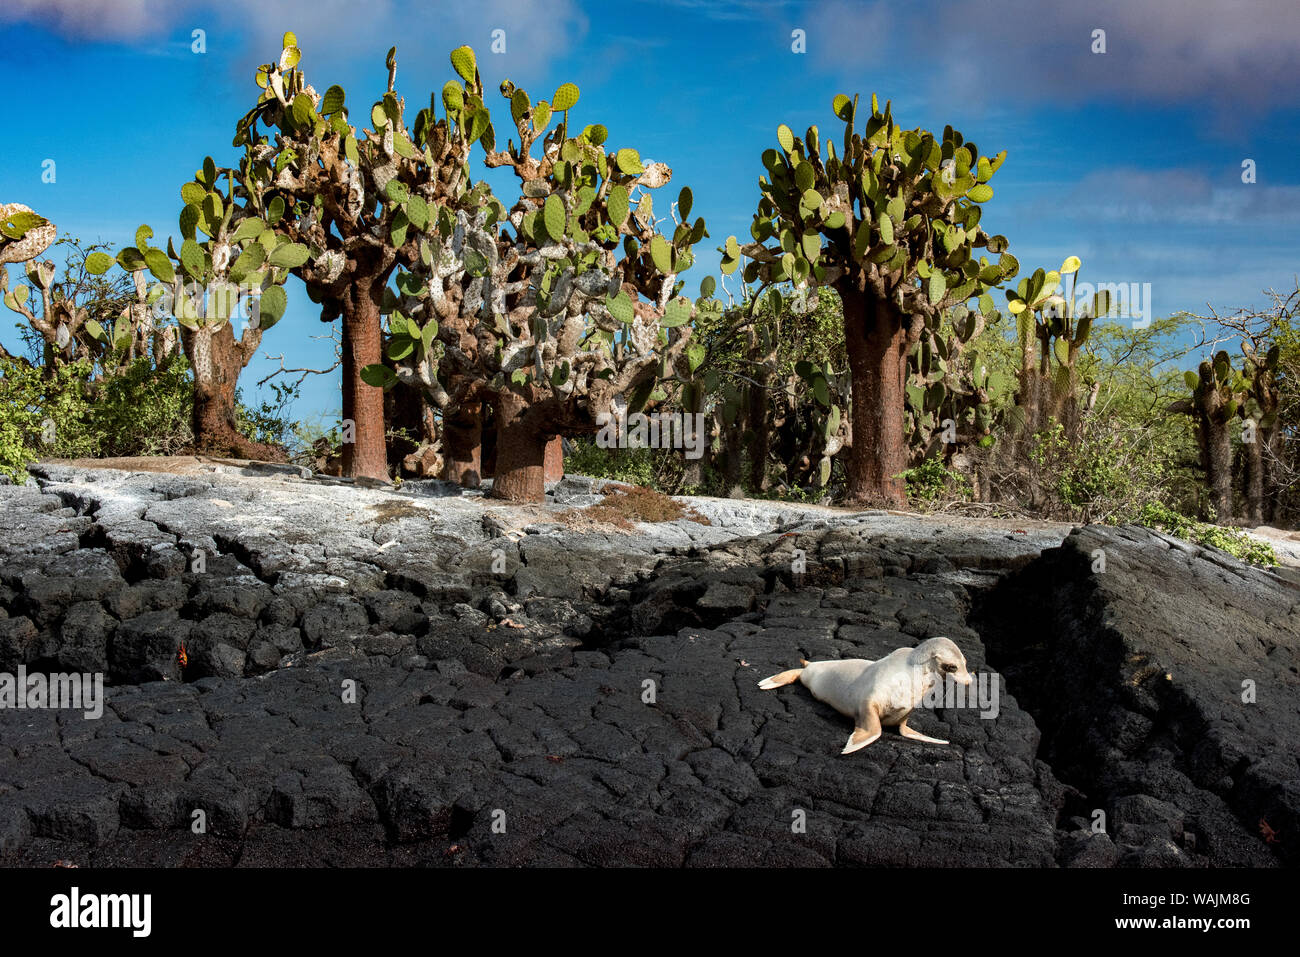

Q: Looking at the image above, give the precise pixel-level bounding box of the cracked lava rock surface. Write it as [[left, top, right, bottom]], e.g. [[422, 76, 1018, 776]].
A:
[[0, 462, 1295, 867]]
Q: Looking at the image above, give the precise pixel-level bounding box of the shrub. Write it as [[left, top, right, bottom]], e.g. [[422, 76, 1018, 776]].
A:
[[1027, 418, 1188, 524], [1138, 502, 1277, 566], [564, 437, 659, 488], [0, 353, 194, 482], [0, 358, 98, 481], [0, 417, 27, 485], [900, 456, 972, 509], [92, 354, 193, 456]]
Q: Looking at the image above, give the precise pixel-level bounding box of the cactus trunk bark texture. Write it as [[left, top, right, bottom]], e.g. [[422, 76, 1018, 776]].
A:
[[340, 282, 389, 482], [187, 322, 285, 462], [841, 284, 908, 509], [747, 328, 772, 492], [1244, 435, 1264, 524], [543, 436, 565, 483], [442, 400, 484, 488], [719, 421, 743, 491], [489, 391, 549, 503], [1203, 417, 1233, 522], [1242, 421, 1284, 522]]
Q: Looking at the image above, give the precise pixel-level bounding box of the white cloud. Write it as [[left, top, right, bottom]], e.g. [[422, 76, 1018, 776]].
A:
[[0, 0, 586, 74], [1030, 168, 1300, 225], [656, 0, 801, 21], [1, 0, 174, 39], [804, 0, 1300, 111]]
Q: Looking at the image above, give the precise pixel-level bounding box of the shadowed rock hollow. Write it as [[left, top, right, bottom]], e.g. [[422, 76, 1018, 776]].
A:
[[0, 462, 1293, 867]]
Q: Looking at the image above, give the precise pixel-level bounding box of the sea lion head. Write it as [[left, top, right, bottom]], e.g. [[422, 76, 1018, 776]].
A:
[[909, 636, 972, 686]]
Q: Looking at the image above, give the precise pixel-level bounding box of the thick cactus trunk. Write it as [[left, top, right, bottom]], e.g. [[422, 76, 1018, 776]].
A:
[[543, 436, 565, 483], [841, 283, 908, 509], [719, 417, 743, 492], [1186, 373, 1236, 524], [387, 385, 441, 477], [1245, 384, 1283, 524], [746, 327, 772, 492], [1205, 418, 1233, 522], [679, 384, 706, 489], [448, 406, 560, 486], [489, 391, 549, 503], [442, 400, 484, 487], [1242, 440, 1264, 525], [340, 281, 389, 482], [186, 322, 285, 462]]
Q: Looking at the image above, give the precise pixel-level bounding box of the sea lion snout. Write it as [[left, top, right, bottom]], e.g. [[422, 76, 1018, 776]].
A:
[[912, 636, 972, 686]]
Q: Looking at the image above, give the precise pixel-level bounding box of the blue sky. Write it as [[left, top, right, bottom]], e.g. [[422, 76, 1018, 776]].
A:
[[3, 0, 1298, 424]]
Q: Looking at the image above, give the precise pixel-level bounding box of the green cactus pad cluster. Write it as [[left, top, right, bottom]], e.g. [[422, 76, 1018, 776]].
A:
[[723, 94, 1018, 316], [251, 39, 711, 443], [1185, 349, 1251, 425], [792, 355, 846, 486], [904, 296, 1004, 451], [1005, 255, 1105, 364]]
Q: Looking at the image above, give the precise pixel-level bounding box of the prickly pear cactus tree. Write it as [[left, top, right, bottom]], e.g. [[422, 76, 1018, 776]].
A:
[[367, 57, 708, 502], [140, 151, 302, 461], [904, 297, 1003, 459], [1, 233, 167, 375], [724, 94, 1019, 507], [1003, 255, 1110, 443], [223, 34, 489, 479], [1239, 340, 1282, 523], [1169, 350, 1247, 521]]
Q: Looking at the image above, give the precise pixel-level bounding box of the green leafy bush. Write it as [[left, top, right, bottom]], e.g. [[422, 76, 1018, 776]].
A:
[[564, 437, 658, 488], [900, 456, 973, 508], [92, 355, 193, 456], [1028, 419, 1188, 524], [0, 417, 28, 484], [0, 358, 98, 481], [0, 354, 193, 482], [1138, 502, 1277, 566]]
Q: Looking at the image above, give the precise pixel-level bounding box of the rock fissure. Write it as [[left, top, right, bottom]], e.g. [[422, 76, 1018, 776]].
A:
[[0, 465, 1292, 866]]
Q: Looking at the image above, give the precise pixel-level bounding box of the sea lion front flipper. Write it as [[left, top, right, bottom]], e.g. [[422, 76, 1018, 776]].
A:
[[898, 718, 949, 745], [841, 708, 882, 755]]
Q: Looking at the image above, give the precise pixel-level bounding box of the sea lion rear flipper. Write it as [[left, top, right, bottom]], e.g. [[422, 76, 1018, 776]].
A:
[[758, 667, 804, 690], [841, 709, 882, 755], [898, 718, 949, 746]]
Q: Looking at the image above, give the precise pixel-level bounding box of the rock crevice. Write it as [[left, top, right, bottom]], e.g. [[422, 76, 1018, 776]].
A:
[[0, 465, 1292, 867]]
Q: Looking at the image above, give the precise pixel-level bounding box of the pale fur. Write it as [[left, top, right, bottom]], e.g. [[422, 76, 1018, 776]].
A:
[[758, 637, 973, 754]]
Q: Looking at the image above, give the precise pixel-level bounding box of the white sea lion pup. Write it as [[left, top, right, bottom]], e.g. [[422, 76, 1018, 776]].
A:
[[758, 637, 973, 755]]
